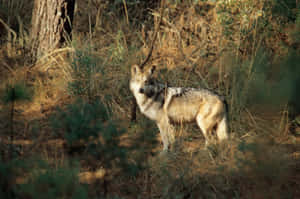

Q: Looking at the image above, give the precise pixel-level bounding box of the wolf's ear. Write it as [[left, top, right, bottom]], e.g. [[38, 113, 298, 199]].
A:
[[131, 64, 141, 75], [147, 65, 156, 75]]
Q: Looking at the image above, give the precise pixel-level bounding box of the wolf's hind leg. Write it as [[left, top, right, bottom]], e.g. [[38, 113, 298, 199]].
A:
[[196, 115, 212, 147]]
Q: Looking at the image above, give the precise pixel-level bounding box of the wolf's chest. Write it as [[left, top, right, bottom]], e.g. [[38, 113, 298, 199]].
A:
[[137, 96, 164, 121]]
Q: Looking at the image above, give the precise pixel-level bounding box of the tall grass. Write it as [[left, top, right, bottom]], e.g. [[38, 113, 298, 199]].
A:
[[0, 0, 32, 57]]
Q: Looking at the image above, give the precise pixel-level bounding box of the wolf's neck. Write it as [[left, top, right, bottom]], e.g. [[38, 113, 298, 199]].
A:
[[133, 90, 146, 108]]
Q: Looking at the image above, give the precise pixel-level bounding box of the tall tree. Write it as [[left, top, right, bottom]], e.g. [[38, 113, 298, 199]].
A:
[[31, 0, 75, 59]]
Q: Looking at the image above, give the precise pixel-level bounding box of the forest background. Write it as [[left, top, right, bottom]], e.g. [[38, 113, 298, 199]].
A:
[[0, 0, 300, 198]]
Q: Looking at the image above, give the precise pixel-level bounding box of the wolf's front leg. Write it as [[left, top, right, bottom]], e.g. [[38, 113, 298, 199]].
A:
[[163, 91, 172, 113], [157, 117, 175, 151]]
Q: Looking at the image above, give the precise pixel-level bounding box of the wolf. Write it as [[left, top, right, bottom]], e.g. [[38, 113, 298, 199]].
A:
[[130, 64, 229, 152]]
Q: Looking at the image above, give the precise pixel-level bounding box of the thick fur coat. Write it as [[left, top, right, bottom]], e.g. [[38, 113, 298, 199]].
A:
[[130, 65, 229, 151]]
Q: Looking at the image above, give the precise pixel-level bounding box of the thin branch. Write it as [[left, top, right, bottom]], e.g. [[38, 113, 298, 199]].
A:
[[139, 0, 166, 69]]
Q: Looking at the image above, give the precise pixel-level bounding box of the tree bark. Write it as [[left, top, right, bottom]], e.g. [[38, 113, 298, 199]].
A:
[[31, 0, 75, 59]]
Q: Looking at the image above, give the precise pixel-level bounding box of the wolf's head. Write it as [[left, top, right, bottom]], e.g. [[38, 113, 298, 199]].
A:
[[130, 64, 156, 94]]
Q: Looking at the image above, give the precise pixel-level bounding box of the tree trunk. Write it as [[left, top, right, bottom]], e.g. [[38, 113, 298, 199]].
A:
[[31, 0, 75, 59]]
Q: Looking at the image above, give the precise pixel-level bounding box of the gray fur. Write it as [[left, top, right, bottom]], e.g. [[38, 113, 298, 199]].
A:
[[130, 64, 229, 151]]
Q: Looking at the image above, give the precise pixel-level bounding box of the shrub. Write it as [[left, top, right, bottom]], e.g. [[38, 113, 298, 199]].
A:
[[51, 99, 109, 147], [68, 49, 104, 100], [16, 161, 88, 199], [50, 99, 145, 177]]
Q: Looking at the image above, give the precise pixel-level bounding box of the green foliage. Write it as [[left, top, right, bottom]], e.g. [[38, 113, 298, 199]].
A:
[[18, 165, 88, 199], [51, 99, 109, 146], [50, 99, 146, 177], [2, 158, 88, 199], [108, 30, 126, 63], [1, 81, 33, 159], [148, 150, 236, 199], [246, 48, 300, 111], [68, 49, 104, 100], [0, 158, 85, 199], [0, 158, 15, 199], [85, 116, 158, 176], [128, 118, 159, 157], [2, 81, 32, 103], [215, 0, 299, 57], [272, 0, 299, 22], [232, 140, 292, 197], [216, 0, 270, 54], [276, 50, 300, 116], [226, 47, 300, 121], [68, 46, 132, 113]]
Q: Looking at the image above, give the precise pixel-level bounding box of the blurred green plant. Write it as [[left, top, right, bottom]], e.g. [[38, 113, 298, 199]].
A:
[[216, 0, 299, 58], [68, 49, 104, 100], [232, 140, 292, 198], [2, 81, 32, 103], [2, 81, 33, 159], [127, 117, 159, 159], [272, 0, 299, 22], [50, 99, 147, 177], [0, 158, 16, 199], [17, 164, 88, 199], [108, 30, 126, 63], [1, 158, 88, 199], [223, 46, 300, 134], [50, 99, 109, 148]]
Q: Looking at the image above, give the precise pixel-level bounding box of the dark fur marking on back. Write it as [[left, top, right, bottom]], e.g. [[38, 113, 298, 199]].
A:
[[173, 88, 191, 97]]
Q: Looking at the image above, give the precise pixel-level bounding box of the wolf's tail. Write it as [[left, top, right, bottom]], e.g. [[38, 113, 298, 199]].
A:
[[216, 116, 229, 141]]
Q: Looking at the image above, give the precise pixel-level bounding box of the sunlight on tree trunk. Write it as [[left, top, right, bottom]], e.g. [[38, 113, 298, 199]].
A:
[[30, 0, 75, 59]]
